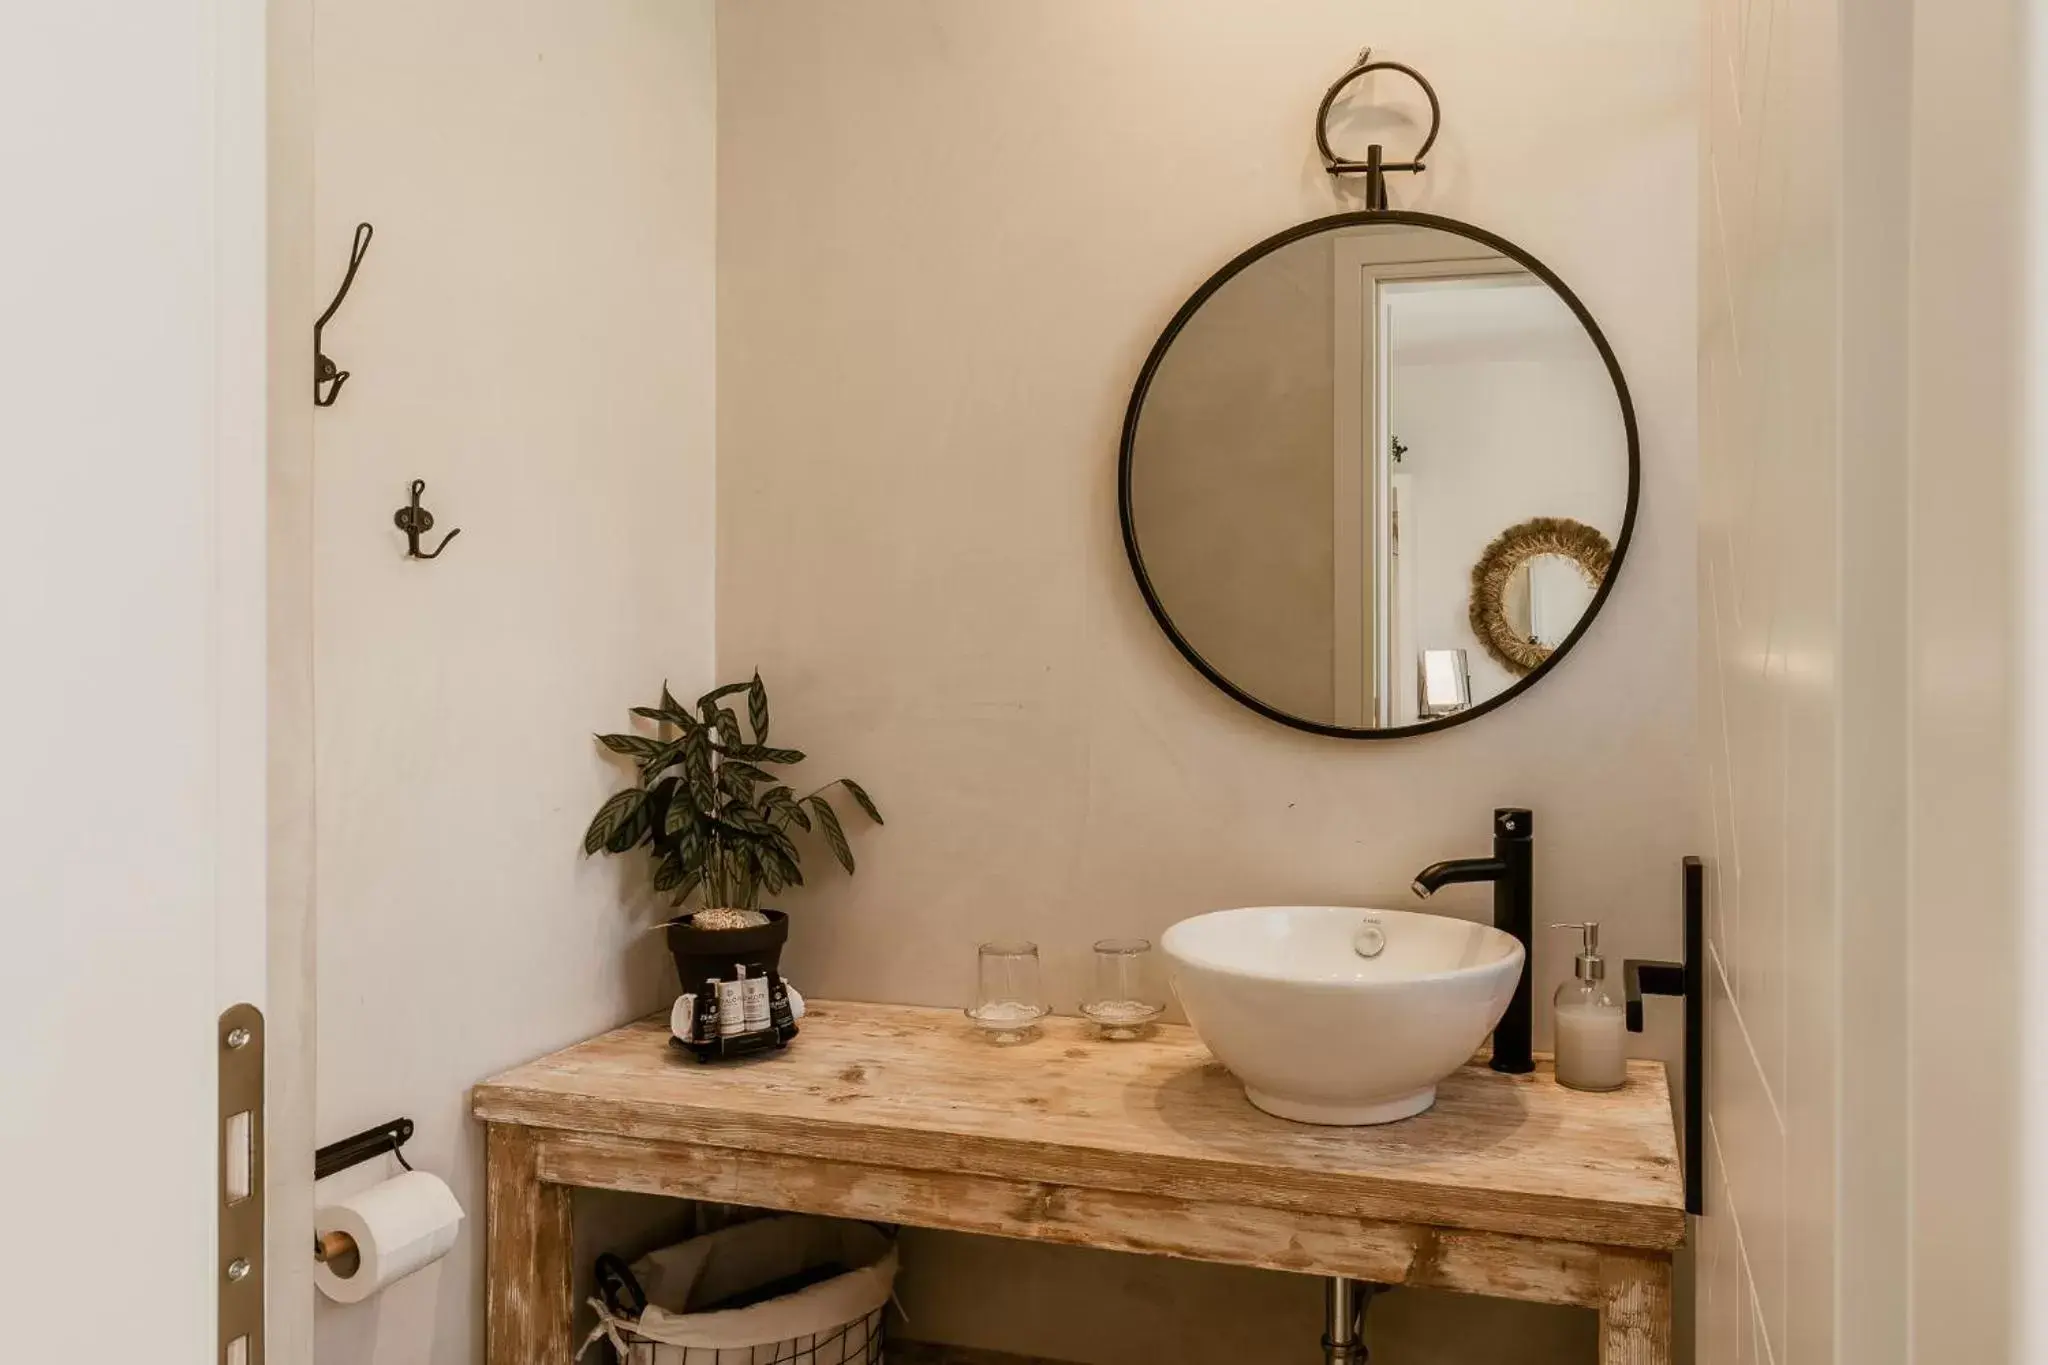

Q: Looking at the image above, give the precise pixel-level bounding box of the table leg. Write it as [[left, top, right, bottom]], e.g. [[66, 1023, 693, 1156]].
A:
[[1597, 1252, 1673, 1365], [485, 1123, 574, 1365]]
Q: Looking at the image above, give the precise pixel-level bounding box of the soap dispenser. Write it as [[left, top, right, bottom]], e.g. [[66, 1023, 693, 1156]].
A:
[[1549, 922, 1627, 1092]]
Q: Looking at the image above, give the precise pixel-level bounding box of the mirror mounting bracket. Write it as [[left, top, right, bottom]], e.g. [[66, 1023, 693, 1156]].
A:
[[1315, 48, 1442, 210]]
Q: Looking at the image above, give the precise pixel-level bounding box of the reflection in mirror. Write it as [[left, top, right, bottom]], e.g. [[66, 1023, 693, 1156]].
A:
[[1125, 220, 1632, 732], [1417, 648, 1472, 718], [1507, 555, 1596, 650], [1467, 516, 1613, 677]]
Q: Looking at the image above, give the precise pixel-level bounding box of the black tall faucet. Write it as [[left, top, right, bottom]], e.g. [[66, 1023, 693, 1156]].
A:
[[1411, 807, 1534, 1074]]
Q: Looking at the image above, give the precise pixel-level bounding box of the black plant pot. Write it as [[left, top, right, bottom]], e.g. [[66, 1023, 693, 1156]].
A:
[[664, 909, 789, 992]]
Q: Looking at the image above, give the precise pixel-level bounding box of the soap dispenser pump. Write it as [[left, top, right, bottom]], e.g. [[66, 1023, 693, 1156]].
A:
[[1549, 922, 1627, 1092]]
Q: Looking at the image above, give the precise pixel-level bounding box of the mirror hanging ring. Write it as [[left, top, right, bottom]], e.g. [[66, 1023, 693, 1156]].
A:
[[1469, 517, 1614, 677], [1316, 47, 1442, 209]]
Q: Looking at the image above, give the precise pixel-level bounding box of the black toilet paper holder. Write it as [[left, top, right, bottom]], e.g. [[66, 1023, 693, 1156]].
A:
[[314, 1116, 415, 1181]]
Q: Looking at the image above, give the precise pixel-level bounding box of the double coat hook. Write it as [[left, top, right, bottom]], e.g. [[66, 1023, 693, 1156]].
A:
[[394, 480, 461, 560], [314, 222, 374, 406]]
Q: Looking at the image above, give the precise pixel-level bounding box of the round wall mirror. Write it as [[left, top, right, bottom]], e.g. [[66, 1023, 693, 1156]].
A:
[[1119, 211, 1638, 738]]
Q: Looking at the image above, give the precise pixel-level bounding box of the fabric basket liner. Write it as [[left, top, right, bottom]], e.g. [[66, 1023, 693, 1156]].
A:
[[590, 1215, 896, 1351]]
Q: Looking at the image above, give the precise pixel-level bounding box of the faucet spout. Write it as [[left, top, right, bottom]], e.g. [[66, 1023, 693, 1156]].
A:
[[1411, 857, 1509, 898]]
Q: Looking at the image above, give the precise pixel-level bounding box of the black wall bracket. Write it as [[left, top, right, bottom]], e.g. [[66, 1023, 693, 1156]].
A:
[[1315, 48, 1442, 210], [314, 1117, 415, 1182], [1623, 857, 1704, 1216]]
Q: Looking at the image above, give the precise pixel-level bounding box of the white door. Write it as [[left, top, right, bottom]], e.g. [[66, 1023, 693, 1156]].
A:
[[1700, 0, 2031, 1360], [0, 4, 279, 1360]]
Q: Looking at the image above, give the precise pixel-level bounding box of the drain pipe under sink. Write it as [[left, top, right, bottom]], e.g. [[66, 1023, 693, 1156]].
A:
[[1323, 1278, 1391, 1364]]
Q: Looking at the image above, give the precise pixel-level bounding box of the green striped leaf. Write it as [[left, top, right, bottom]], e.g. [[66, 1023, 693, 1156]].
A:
[[724, 744, 806, 766], [760, 785, 811, 832], [682, 727, 715, 810], [834, 778, 883, 826], [747, 673, 770, 743], [596, 732, 660, 759], [668, 863, 703, 908], [727, 806, 778, 840], [806, 796, 854, 873], [697, 681, 751, 711], [726, 848, 758, 911], [607, 791, 656, 853], [717, 760, 776, 791], [639, 739, 683, 781], [582, 788, 646, 855], [663, 788, 696, 837], [670, 820, 704, 873], [766, 827, 804, 882], [763, 842, 802, 891]]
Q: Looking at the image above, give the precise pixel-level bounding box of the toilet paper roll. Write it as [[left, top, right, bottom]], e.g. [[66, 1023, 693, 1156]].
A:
[[315, 1170, 465, 1304]]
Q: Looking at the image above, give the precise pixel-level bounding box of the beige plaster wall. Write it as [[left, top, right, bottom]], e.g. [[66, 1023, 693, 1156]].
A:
[[717, 3, 1695, 1360]]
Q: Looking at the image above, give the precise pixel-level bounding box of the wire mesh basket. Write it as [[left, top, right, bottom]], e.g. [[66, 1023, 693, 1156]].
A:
[[584, 1215, 894, 1365], [603, 1309, 883, 1365]]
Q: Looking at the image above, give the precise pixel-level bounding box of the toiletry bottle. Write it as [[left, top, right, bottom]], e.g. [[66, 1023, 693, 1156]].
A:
[[716, 973, 746, 1038], [741, 968, 771, 1031], [1549, 922, 1627, 1092]]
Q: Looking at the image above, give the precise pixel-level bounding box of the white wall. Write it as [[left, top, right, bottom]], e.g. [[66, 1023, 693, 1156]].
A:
[[311, 5, 716, 1363], [717, 3, 1695, 1361], [1905, 0, 2026, 1357]]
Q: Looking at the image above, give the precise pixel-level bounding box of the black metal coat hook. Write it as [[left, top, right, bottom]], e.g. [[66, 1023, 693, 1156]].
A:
[[394, 479, 461, 559], [315, 222, 374, 406], [1316, 48, 1442, 210]]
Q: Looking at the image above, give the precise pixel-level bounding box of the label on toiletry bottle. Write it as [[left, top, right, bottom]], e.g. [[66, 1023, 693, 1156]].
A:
[[717, 973, 747, 1037], [673, 993, 697, 1042], [742, 972, 771, 1030]]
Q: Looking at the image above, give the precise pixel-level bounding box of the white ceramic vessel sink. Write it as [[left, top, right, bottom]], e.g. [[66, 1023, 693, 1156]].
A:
[[1161, 905, 1524, 1125]]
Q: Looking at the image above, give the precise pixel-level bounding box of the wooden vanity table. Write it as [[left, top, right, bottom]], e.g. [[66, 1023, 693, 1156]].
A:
[[473, 1001, 1684, 1364]]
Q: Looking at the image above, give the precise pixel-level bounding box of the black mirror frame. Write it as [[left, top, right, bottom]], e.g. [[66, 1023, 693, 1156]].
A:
[[1116, 209, 1642, 740]]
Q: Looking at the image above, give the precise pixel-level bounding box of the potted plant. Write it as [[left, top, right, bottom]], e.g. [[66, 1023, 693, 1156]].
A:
[[583, 674, 882, 988]]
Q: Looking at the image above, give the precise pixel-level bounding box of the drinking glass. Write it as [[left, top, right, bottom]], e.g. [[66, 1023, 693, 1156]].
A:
[[1080, 937, 1165, 1040], [966, 940, 1048, 1044]]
